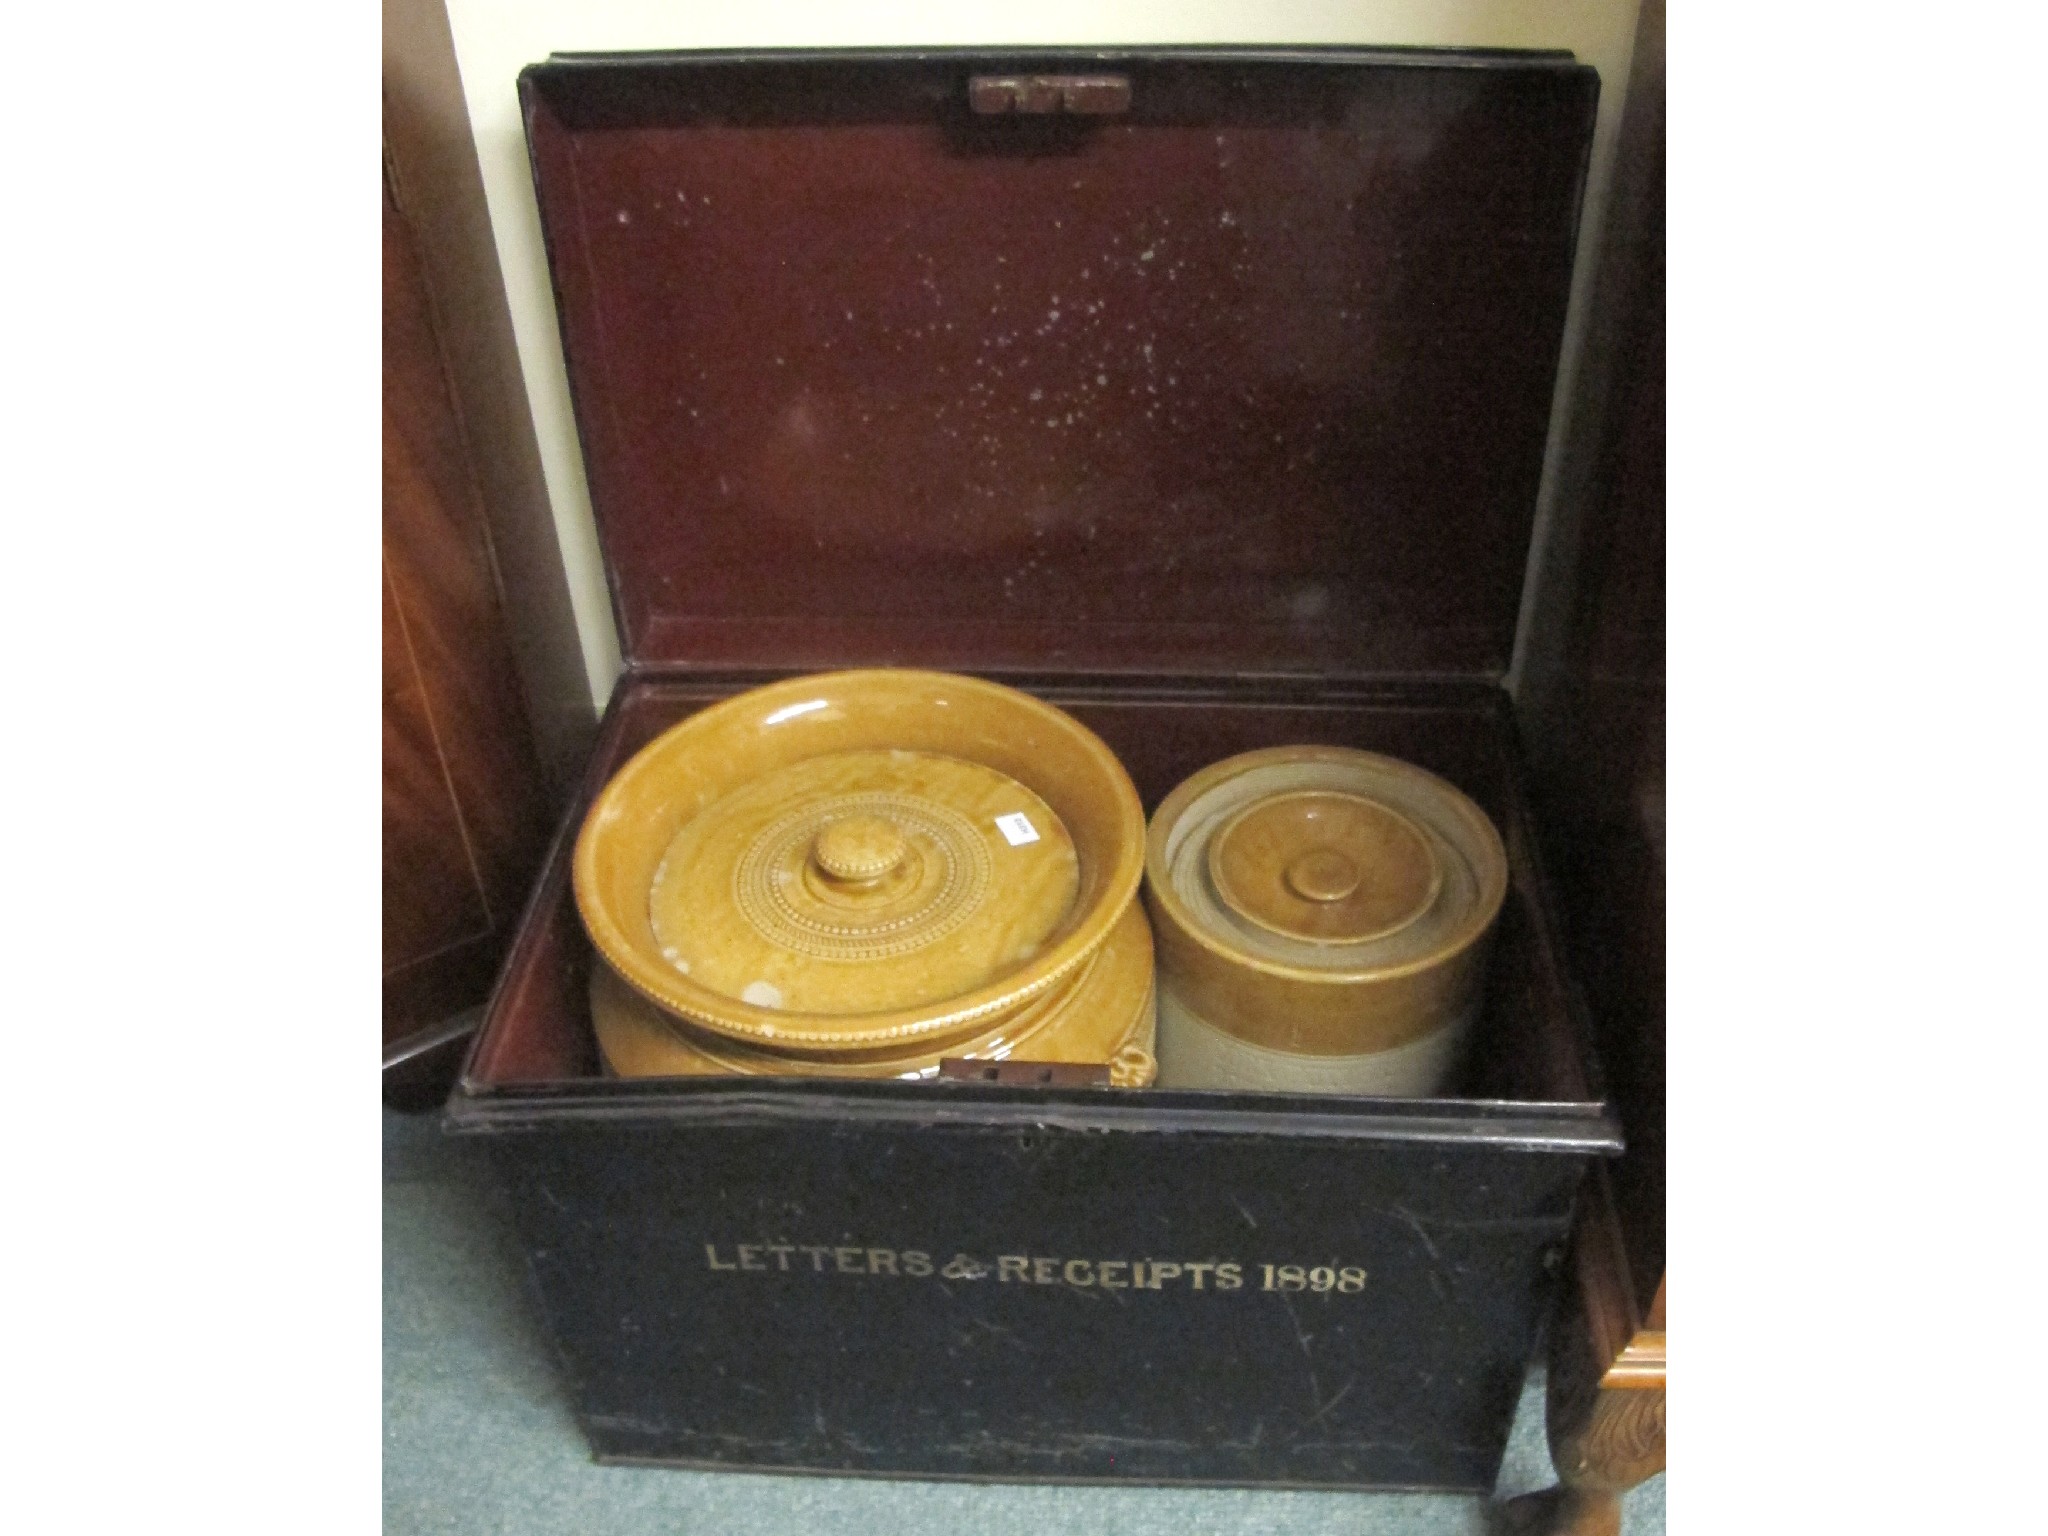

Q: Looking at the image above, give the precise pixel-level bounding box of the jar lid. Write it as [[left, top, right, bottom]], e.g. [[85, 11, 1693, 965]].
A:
[[648, 748, 1080, 1021], [1149, 747, 1506, 980]]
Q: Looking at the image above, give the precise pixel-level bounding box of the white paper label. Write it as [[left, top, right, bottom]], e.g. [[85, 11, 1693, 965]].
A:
[[994, 812, 1040, 847]]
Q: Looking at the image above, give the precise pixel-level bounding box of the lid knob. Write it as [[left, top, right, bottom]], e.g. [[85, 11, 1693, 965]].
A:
[[812, 814, 908, 883], [1284, 847, 1362, 904]]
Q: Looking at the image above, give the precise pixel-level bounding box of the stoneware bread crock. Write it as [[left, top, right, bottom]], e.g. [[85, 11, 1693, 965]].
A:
[[574, 668, 1153, 1078], [1144, 745, 1508, 1096]]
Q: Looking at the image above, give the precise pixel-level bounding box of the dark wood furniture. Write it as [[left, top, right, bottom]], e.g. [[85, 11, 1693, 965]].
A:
[[384, 0, 597, 794], [1505, 2, 1665, 1528], [383, 0, 601, 1107], [382, 154, 551, 1107]]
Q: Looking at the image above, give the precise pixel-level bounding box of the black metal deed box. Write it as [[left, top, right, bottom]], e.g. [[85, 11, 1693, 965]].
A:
[[449, 45, 1619, 1491]]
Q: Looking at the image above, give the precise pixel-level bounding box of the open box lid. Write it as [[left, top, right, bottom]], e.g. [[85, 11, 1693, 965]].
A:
[[522, 48, 1598, 685]]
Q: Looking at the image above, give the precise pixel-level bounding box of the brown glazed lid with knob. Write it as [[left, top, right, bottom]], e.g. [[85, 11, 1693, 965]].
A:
[[1206, 790, 1448, 947], [645, 747, 1082, 1025]]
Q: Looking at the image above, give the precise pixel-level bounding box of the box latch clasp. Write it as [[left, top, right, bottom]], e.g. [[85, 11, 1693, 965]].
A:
[[940, 1058, 1112, 1087], [968, 74, 1132, 116]]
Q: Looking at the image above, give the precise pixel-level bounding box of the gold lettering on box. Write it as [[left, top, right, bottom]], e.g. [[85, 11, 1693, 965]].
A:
[[699, 1240, 1369, 1296]]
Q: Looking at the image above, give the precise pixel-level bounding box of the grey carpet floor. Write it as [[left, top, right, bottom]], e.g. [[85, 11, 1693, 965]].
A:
[[384, 1107, 1665, 1535]]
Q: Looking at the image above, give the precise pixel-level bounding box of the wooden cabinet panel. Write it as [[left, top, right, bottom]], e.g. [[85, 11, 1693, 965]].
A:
[[383, 164, 548, 1061], [383, 557, 490, 972]]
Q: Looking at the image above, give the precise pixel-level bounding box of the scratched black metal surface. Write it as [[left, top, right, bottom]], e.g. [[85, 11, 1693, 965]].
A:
[[481, 1115, 1583, 1487], [519, 47, 1600, 683], [464, 42, 1615, 1492]]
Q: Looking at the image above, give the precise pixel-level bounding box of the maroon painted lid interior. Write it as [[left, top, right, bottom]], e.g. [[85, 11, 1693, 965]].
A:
[[522, 50, 1597, 681]]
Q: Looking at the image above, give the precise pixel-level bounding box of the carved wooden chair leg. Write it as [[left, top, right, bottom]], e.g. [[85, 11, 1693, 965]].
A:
[[1494, 1302, 1665, 1536], [1495, 1486, 1621, 1536]]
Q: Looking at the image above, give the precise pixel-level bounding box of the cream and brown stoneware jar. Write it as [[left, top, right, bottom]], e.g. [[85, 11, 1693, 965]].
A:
[[575, 670, 1156, 1083], [1144, 747, 1507, 1096]]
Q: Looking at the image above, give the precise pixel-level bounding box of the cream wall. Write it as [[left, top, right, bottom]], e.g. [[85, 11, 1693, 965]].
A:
[[442, 1, 1644, 709]]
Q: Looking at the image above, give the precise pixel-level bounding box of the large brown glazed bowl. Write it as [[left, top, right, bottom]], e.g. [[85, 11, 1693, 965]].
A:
[[574, 669, 1146, 1054]]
